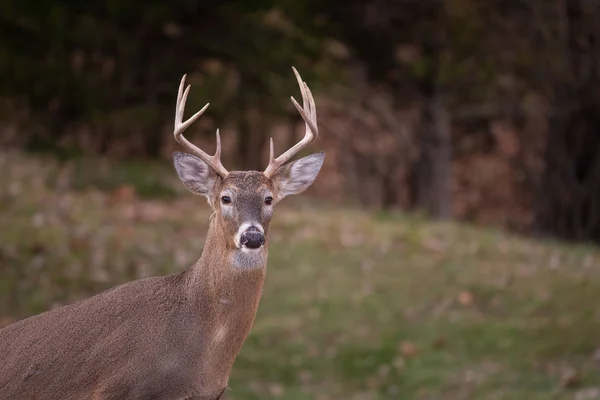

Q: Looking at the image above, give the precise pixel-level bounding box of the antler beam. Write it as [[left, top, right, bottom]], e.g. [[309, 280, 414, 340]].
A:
[[174, 75, 229, 178], [263, 67, 319, 178]]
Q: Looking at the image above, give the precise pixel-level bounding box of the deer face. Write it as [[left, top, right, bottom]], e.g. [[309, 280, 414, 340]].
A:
[[173, 151, 324, 250]]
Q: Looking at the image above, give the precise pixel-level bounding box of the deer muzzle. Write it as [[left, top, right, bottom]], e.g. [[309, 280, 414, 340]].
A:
[[240, 226, 265, 249]]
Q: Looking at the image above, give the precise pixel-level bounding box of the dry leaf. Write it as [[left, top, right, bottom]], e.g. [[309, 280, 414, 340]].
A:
[[458, 291, 474, 306], [399, 341, 419, 358], [560, 368, 581, 388], [433, 337, 446, 349], [110, 184, 137, 203], [594, 348, 600, 364], [268, 383, 284, 397]]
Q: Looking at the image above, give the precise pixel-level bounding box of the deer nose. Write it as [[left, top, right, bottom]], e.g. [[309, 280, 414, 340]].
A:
[[240, 227, 265, 249]]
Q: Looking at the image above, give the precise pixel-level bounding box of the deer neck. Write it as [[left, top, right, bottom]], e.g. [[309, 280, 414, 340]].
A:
[[183, 216, 268, 383]]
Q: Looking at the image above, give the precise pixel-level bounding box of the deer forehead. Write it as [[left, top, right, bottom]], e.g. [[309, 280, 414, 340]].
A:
[[218, 171, 272, 194]]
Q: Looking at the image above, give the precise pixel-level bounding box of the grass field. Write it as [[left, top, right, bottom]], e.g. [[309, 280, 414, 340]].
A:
[[1, 151, 600, 399]]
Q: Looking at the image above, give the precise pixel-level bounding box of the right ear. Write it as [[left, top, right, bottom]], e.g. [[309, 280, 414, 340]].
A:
[[271, 152, 325, 201], [173, 151, 218, 199]]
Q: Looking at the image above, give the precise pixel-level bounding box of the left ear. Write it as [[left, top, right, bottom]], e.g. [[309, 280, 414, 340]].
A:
[[172, 151, 219, 200], [271, 152, 325, 201]]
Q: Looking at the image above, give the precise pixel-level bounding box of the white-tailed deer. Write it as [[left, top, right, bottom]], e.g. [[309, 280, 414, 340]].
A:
[[0, 67, 324, 400]]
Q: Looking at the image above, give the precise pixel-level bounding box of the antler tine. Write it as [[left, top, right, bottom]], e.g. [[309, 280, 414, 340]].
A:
[[174, 74, 229, 178], [264, 67, 319, 178]]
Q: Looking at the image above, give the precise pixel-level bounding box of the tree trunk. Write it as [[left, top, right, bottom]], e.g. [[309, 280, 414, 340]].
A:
[[534, 107, 600, 242], [411, 91, 452, 219], [533, 0, 600, 243]]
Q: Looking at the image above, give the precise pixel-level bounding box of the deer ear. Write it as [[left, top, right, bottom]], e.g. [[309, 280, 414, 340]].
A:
[[173, 152, 218, 198], [271, 152, 325, 200]]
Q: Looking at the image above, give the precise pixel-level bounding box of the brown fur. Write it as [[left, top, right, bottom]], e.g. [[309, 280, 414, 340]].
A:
[[0, 171, 285, 400]]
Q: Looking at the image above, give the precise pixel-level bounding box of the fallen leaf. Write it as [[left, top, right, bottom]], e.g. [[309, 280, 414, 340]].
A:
[[560, 368, 581, 388], [110, 184, 137, 203], [458, 291, 474, 306], [399, 341, 419, 358], [433, 337, 446, 349], [268, 383, 284, 397], [594, 348, 600, 365]]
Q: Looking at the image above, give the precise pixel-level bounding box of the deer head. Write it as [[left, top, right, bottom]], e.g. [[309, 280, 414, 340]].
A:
[[172, 67, 324, 253]]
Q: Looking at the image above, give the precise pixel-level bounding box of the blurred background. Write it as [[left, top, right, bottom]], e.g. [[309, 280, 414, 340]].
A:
[[1, 0, 600, 399]]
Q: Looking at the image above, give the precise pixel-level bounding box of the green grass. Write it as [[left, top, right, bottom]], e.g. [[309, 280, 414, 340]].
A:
[[1, 151, 600, 399]]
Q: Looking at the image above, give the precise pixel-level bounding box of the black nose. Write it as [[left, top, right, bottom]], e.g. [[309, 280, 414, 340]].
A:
[[240, 227, 265, 249]]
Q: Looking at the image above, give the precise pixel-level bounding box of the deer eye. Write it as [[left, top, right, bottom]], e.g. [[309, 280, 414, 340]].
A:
[[264, 196, 273, 205], [221, 196, 232, 205]]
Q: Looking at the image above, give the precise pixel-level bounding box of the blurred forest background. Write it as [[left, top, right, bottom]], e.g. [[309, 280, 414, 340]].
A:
[[2, 0, 600, 242], [2, 0, 600, 399]]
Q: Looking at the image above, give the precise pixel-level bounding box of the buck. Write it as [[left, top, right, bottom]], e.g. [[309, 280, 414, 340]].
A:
[[0, 67, 324, 400]]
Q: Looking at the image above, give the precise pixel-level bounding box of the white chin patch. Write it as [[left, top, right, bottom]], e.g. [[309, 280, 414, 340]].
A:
[[232, 247, 267, 270], [241, 246, 262, 253]]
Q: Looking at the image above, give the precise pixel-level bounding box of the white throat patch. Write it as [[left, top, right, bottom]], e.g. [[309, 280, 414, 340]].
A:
[[231, 248, 267, 270]]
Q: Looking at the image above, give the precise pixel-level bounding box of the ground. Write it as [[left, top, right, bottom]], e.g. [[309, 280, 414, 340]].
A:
[[1, 151, 599, 399]]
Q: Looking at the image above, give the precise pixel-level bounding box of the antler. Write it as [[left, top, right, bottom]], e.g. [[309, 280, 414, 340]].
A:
[[263, 67, 319, 178], [174, 74, 229, 178]]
